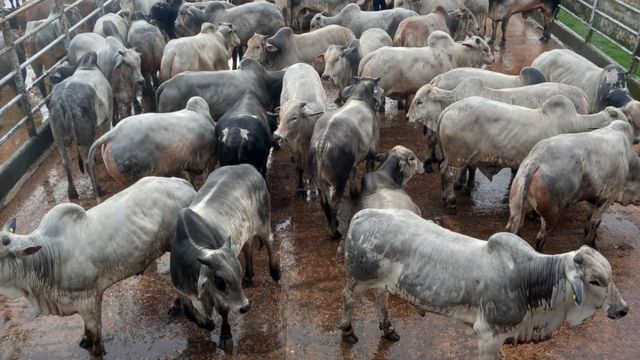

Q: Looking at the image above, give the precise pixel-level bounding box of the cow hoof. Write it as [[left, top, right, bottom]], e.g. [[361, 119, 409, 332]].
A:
[[68, 188, 79, 199], [487, 38, 495, 45], [96, 186, 106, 197], [499, 41, 506, 48], [270, 265, 281, 281], [424, 161, 434, 173], [242, 277, 254, 289], [218, 335, 233, 351], [79, 336, 93, 349], [453, 183, 463, 191], [445, 202, 457, 215], [342, 333, 359, 344], [384, 330, 400, 342], [330, 229, 343, 240], [350, 189, 360, 200], [295, 190, 307, 200], [539, 36, 549, 42], [464, 186, 473, 196]]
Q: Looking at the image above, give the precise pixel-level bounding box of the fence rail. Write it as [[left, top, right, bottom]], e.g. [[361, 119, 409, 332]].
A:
[[558, 0, 640, 75]]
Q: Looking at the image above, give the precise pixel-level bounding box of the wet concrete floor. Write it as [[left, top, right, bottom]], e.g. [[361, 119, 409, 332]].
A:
[[1, 17, 639, 360]]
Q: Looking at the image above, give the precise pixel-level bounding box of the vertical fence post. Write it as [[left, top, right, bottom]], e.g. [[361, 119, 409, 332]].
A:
[[97, 0, 105, 17], [585, 0, 599, 43], [1, 17, 36, 137], [630, 29, 640, 75]]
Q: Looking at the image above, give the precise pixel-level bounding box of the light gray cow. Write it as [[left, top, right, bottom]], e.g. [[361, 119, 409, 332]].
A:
[[93, 12, 130, 44], [430, 66, 546, 90], [49, 52, 113, 199], [309, 3, 418, 38], [394, 0, 489, 28], [309, 77, 383, 239], [87, 96, 217, 197], [320, 28, 392, 101], [169, 164, 280, 349], [341, 208, 628, 359], [361, 145, 424, 215], [532, 49, 640, 138], [244, 25, 355, 72], [160, 22, 240, 82], [437, 95, 627, 212], [0, 176, 196, 358], [68, 33, 145, 122], [359, 31, 493, 111], [275, 63, 328, 197], [393, 6, 480, 46], [507, 120, 640, 250]]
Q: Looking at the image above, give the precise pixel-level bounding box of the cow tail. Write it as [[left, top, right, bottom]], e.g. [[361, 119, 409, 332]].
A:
[[507, 160, 539, 233], [87, 132, 110, 198], [159, 50, 174, 84]]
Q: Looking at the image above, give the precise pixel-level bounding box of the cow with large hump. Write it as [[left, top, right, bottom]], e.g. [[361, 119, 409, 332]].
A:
[[320, 28, 392, 102], [275, 63, 328, 197], [68, 33, 144, 122], [309, 3, 418, 38], [341, 208, 628, 359], [394, 0, 489, 28], [174, 1, 285, 68], [127, 12, 166, 112], [430, 66, 546, 90], [170, 164, 280, 349], [160, 22, 241, 82], [361, 145, 424, 215], [87, 96, 217, 197], [244, 25, 355, 73], [48, 52, 113, 199], [157, 58, 284, 121], [437, 95, 627, 213], [93, 12, 130, 45], [309, 77, 383, 239], [394, 6, 480, 47], [488, 0, 560, 46], [359, 30, 493, 112], [507, 120, 640, 250], [531, 49, 640, 138], [216, 91, 276, 179], [0, 176, 196, 358]]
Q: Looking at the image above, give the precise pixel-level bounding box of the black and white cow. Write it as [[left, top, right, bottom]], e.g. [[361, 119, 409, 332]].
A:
[[170, 164, 280, 349], [341, 208, 628, 359]]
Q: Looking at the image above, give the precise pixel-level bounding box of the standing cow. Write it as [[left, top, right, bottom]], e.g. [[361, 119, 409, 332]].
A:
[[507, 120, 640, 250], [275, 63, 328, 196], [341, 208, 628, 359], [394, 0, 489, 28], [170, 164, 280, 349], [87, 96, 217, 197], [488, 0, 560, 46], [49, 52, 113, 199], [309, 77, 383, 239], [0, 176, 196, 358], [393, 6, 481, 46], [216, 91, 277, 178]]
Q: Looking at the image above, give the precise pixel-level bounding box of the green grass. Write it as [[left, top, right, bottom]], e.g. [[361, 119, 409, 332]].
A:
[[557, 9, 640, 77]]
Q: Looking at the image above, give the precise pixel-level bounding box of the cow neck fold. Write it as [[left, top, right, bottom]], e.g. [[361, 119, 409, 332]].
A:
[[517, 253, 569, 312], [376, 155, 404, 188]]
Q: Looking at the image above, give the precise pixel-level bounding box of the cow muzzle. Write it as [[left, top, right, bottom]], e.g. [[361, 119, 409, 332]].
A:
[[321, 74, 331, 81], [239, 303, 251, 314], [136, 77, 145, 86], [607, 303, 629, 319]]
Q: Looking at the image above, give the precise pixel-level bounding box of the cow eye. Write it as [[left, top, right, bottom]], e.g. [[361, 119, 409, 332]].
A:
[[417, 100, 423, 105], [213, 276, 226, 291], [589, 279, 603, 287], [409, 156, 415, 161]]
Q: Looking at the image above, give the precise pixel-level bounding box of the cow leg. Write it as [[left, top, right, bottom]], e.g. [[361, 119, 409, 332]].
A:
[[241, 241, 255, 288], [340, 278, 369, 344], [475, 328, 507, 360], [58, 144, 79, 199], [259, 229, 281, 281], [540, 9, 554, 41], [584, 202, 611, 248], [78, 297, 105, 358], [142, 73, 155, 113], [167, 297, 182, 320], [218, 308, 233, 351], [295, 165, 306, 199], [488, 19, 499, 45], [465, 166, 476, 194], [378, 96, 386, 113], [34, 62, 48, 97], [373, 288, 399, 341], [440, 165, 460, 214], [349, 168, 359, 199], [500, 16, 511, 47], [424, 128, 438, 173], [535, 214, 558, 251], [454, 167, 467, 191]]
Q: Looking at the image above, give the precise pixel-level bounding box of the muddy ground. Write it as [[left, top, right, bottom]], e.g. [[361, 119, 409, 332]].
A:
[[1, 17, 639, 360]]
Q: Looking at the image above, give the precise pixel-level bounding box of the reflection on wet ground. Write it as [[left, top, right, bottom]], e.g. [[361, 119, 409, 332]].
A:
[[1, 17, 639, 360]]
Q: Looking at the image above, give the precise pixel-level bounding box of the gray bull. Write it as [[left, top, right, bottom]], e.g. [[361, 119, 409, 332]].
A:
[[0, 176, 196, 358], [437, 95, 627, 212], [49, 52, 113, 199], [309, 77, 383, 239], [430, 66, 546, 90], [93, 12, 130, 44], [87, 96, 217, 197], [531, 49, 640, 138], [341, 208, 628, 359], [170, 164, 280, 349], [68, 33, 145, 122], [275, 63, 328, 196], [361, 145, 424, 215], [309, 3, 418, 38], [127, 16, 166, 112], [507, 120, 640, 250]]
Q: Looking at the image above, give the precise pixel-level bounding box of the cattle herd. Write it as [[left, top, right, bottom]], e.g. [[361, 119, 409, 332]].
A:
[[2, 0, 640, 359]]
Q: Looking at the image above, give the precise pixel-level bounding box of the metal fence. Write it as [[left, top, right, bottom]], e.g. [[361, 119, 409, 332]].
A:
[[0, 0, 113, 150], [559, 0, 640, 75]]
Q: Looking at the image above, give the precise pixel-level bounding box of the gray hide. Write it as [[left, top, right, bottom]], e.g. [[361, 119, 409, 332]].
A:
[[430, 66, 546, 90]]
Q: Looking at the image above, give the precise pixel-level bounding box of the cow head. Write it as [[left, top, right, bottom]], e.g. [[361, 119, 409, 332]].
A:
[[407, 84, 454, 129], [0, 218, 42, 259], [460, 36, 494, 66], [245, 33, 270, 63], [375, 145, 424, 187], [622, 100, 640, 139], [216, 22, 241, 55], [341, 76, 384, 110], [565, 246, 628, 325], [111, 45, 144, 121], [175, 4, 205, 37], [275, 101, 324, 143], [321, 41, 359, 89], [451, 7, 481, 40], [309, 13, 325, 32]]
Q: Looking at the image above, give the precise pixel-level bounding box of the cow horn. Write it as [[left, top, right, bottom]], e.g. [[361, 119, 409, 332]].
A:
[[567, 270, 584, 307], [574, 253, 584, 265], [2, 218, 16, 233]]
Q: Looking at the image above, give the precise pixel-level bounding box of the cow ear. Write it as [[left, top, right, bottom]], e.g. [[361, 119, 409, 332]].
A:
[[316, 54, 325, 64], [341, 84, 355, 99], [567, 270, 584, 307], [196, 269, 208, 299], [266, 43, 278, 53], [3, 218, 16, 233], [374, 153, 387, 162], [12, 245, 42, 257]]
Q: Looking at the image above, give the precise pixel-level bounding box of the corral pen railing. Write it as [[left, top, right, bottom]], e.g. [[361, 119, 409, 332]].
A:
[[0, 0, 114, 149], [558, 0, 640, 76]]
